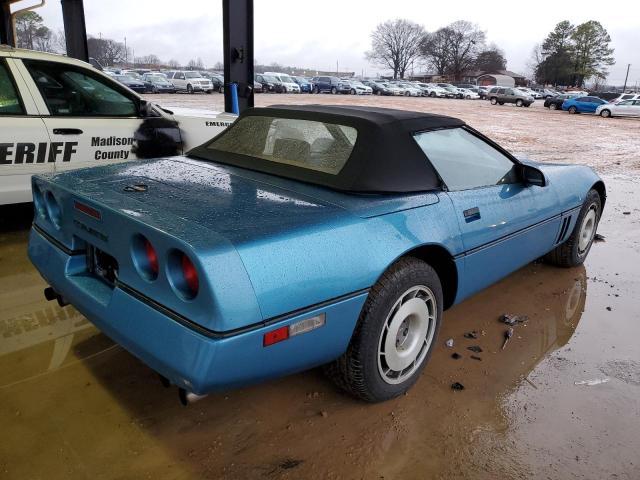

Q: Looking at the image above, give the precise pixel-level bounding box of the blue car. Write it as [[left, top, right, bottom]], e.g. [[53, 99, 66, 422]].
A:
[[292, 76, 313, 93], [562, 96, 608, 114], [28, 105, 605, 403]]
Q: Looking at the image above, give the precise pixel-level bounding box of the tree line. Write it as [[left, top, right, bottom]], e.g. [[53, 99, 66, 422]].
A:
[[366, 19, 506, 81], [529, 20, 614, 87]]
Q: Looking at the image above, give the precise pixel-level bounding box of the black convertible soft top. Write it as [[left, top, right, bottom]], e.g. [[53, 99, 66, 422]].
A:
[[190, 104, 466, 193]]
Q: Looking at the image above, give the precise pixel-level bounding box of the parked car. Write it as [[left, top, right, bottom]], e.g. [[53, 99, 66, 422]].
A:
[[381, 82, 405, 96], [29, 104, 605, 403], [436, 83, 459, 98], [596, 99, 640, 118], [255, 74, 285, 93], [609, 93, 640, 104], [478, 86, 492, 99], [488, 87, 534, 107], [142, 73, 177, 93], [361, 80, 388, 95], [562, 96, 608, 114], [458, 88, 480, 99], [532, 87, 558, 98], [291, 76, 312, 93], [544, 93, 578, 110], [424, 84, 449, 98], [453, 83, 477, 89], [113, 74, 148, 93], [310, 75, 343, 94], [264, 72, 300, 93], [398, 83, 422, 96], [253, 80, 263, 93], [198, 72, 224, 92], [0, 46, 235, 205], [167, 71, 214, 94]]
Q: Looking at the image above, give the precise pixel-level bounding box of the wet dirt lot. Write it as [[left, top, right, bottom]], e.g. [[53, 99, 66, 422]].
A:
[[1, 95, 640, 480]]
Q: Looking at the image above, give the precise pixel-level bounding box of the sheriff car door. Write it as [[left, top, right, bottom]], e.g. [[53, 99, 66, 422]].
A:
[[0, 58, 52, 205], [17, 58, 145, 174]]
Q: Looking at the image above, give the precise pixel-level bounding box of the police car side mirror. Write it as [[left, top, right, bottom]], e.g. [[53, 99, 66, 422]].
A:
[[139, 100, 153, 118]]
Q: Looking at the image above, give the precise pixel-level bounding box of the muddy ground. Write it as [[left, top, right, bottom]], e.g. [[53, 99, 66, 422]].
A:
[[1, 94, 639, 480]]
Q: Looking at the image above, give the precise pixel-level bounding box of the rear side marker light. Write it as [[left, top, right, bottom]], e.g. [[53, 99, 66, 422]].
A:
[[263, 326, 289, 347], [263, 314, 325, 347]]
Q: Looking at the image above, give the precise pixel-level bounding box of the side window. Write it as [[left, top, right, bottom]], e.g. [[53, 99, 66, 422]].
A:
[[0, 62, 24, 115], [497, 88, 505, 94], [413, 128, 518, 191], [24, 60, 137, 117]]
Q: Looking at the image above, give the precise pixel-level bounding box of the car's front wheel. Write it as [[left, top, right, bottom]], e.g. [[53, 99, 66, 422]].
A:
[[600, 109, 611, 118], [187, 84, 194, 94], [325, 257, 443, 402], [490, 97, 498, 105], [550, 103, 558, 110], [545, 188, 602, 268], [516, 99, 524, 107], [568, 106, 577, 114]]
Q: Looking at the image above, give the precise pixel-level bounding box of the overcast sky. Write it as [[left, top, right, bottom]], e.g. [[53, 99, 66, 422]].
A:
[[32, 0, 639, 85]]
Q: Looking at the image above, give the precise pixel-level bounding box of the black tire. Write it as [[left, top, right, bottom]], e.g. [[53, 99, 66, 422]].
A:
[[516, 99, 524, 107], [350, 89, 356, 95], [429, 91, 436, 97], [568, 106, 577, 114], [404, 91, 410, 97], [550, 103, 558, 110], [187, 84, 193, 94], [376, 90, 382, 96], [490, 97, 498, 105], [313, 86, 319, 94], [545, 189, 602, 268], [206, 90, 213, 94], [324, 257, 443, 402], [498, 101, 504, 105], [331, 86, 337, 94], [600, 109, 611, 118], [525, 103, 531, 107]]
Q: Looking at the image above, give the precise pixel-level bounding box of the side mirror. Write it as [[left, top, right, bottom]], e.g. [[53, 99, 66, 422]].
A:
[[522, 164, 546, 187]]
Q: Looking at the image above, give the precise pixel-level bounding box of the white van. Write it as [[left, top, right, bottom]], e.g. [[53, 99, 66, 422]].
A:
[[263, 72, 300, 93]]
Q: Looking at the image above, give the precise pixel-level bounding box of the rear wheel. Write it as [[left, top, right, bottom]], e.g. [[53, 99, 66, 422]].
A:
[[429, 91, 436, 97], [325, 257, 443, 402], [545, 189, 602, 267], [600, 109, 611, 118]]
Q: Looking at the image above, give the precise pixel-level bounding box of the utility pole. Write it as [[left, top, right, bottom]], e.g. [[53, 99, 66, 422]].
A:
[[336, 60, 339, 75], [622, 63, 631, 92], [124, 36, 127, 67]]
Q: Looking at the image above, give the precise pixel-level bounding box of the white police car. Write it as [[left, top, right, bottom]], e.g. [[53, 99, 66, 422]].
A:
[[0, 45, 235, 205]]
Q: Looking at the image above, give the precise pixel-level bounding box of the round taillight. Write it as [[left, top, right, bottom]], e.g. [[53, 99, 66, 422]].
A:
[[167, 249, 199, 300], [181, 254, 199, 295], [45, 191, 62, 229], [131, 234, 159, 281]]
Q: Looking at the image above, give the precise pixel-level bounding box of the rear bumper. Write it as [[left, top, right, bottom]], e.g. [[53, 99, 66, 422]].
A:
[[28, 228, 367, 394]]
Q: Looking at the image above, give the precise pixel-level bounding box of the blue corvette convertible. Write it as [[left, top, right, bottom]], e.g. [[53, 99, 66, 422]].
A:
[[28, 105, 605, 403]]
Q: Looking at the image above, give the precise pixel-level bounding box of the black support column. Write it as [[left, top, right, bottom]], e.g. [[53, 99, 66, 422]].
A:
[[61, 0, 88, 62], [0, 1, 14, 46], [222, 0, 254, 113]]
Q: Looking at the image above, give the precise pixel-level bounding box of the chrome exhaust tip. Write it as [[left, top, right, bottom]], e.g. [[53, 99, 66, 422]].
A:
[[178, 388, 208, 406]]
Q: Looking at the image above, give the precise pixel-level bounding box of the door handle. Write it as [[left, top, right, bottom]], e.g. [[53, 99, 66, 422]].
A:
[[53, 128, 83, 135], [463, 207, 481, 222]]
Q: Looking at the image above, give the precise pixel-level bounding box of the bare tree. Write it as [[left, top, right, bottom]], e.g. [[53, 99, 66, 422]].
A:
[[365, 19, 425, 79], [167, 59, 180, 69], [87, 36, 127, 66], [421, 28, 451, 75], [444, 21, 485, 81]]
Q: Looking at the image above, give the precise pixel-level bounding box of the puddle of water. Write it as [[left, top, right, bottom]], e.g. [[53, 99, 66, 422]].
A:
[[0, 176, 639, 479]]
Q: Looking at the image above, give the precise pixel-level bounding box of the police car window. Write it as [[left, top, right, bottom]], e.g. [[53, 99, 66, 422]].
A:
[[24, 60, 137, 117], [0, 63, 23, 115], [414, 128, 517, 191], [207, 115, 357, 175]]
